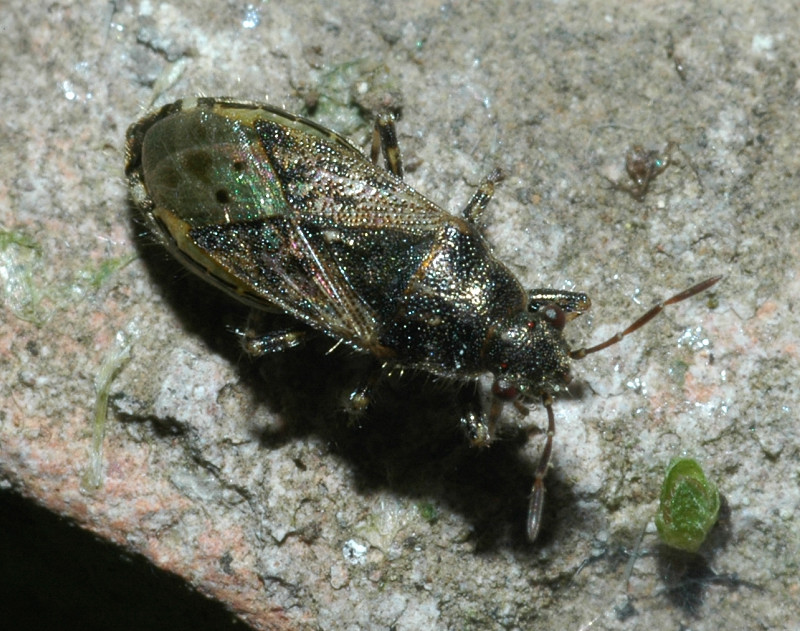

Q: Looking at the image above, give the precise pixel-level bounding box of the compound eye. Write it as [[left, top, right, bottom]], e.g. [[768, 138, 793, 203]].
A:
[[541, 303, 566, 330]]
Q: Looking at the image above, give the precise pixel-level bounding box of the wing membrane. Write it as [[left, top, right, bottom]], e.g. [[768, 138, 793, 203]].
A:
[[254, 117, 452, 232], [190, 217, 385, 352], [169, 101, 468, 354]]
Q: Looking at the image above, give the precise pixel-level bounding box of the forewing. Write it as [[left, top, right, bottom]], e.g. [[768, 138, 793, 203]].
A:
[[189, 217, 385, 351], [132, 100, 456, 354], [253, 116, 450, 232]]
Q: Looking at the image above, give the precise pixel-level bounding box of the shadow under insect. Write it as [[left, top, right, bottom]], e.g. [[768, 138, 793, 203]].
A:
[[128, 169, 552, 551], [249, 331, 552, 549]]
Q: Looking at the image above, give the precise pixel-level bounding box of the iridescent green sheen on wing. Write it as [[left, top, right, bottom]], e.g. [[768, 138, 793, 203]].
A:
[[140, 107, 287, 226]]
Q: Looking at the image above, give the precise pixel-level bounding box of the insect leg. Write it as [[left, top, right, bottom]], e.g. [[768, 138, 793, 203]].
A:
[[370, 114, 404, 178], [527, 393, 556, 542], [344, 363, 384, 417], [461, 169, 504, 224], [241, 328, 313, 356], [459, 380, 494, 446], [238, 310, 318, 356]]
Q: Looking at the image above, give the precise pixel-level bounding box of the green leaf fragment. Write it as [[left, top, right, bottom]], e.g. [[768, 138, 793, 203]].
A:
[[655, 458, 720, 552]]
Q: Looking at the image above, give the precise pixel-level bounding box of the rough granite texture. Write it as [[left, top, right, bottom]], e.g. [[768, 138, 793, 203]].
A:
[[1, 1, 797, 629]]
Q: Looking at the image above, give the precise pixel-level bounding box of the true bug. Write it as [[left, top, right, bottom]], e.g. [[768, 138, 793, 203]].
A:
[[606, 141, 703, 201], [125, 97, 719, 541]]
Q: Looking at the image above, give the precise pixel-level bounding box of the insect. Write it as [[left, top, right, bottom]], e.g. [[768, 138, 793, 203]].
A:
[[125, 97, 720, 541], [605, 139, 705, 202]]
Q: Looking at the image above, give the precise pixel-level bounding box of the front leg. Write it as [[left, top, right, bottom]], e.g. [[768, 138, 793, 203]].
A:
[[527, 394, 556, 542], [459, 376, 531, 447], [477, 378, 555, 542], [459, 379, 494, 447]]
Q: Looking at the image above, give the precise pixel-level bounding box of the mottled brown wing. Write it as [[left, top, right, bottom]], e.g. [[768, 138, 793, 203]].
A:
[[252, 114, 452, 232], [163, 101, 463, 351], [189, 216, 386, 352]]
